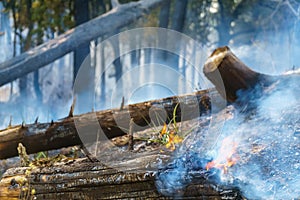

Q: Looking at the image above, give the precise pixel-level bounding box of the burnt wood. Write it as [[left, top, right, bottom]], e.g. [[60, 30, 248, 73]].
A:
[[0, 153, 242, 199], [2, 47, 299, 199]]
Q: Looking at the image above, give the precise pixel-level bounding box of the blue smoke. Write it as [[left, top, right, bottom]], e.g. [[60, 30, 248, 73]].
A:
[[156, 73, 300, 199]]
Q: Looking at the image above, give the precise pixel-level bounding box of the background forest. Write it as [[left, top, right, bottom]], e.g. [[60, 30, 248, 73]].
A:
[[0, 0, 300, 129]]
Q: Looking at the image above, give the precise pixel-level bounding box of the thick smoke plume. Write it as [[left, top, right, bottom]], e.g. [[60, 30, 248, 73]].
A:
[[156, 73, 300, 199]]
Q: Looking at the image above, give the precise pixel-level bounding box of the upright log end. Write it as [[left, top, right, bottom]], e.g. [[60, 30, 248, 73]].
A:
[[203, 46, 229, 74], [203, 46, 263, 102]]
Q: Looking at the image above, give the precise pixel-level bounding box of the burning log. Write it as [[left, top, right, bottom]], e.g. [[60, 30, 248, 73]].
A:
[[0, 106, 243, 199], [0, 90, 211, 159], [0, 150, 243, 199], [155, 46, 300, 199], [2, 46, 298, 199], [3, 46, 296, 160], [201, 46, 300, 199]]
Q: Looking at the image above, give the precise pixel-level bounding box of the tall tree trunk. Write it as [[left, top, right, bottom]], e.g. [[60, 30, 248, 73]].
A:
[[171, 0, 187, 32], [19, 0, 34, 98], [74, 0, 94, 114], [74, 0, 90, 81], [111, 30, 123, 100], [23, 0, 33, 51], [157, 0, 171, 61], [159, 0, 171, 28], [19, 77, 27, 98], [33, 21, 45, 104], [112, 37, 122, 82], [91, 0, 106, 18], [33, 70, 42, 103], [129, 31, 141, 67], [91, 0, 106, 108], [169, 0, 188, 71], [100, 37, 106, 107]]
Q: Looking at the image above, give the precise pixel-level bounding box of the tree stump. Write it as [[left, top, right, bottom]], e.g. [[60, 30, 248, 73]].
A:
[[203, 46, 275, 102]]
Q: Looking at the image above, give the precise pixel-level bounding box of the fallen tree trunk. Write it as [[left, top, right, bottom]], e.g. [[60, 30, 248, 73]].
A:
[[0, 152, 242, 199], [0, 90, 212, 159], [0, 0, 164, 86], [3, 46, 298, 199], [2, 46, 298, 160]]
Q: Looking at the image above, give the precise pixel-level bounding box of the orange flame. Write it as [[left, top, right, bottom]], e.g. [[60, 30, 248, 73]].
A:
[[205, 137, 239, 173]]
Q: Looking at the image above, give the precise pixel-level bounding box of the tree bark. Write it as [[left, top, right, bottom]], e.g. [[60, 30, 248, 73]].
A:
[[2, 46, 298, 160], [5, 46, 300, 199], [0, 89, 212, 159], [0, 152, 242, 199], [203, 46, 275, 102], [0, 0, 165, 87]]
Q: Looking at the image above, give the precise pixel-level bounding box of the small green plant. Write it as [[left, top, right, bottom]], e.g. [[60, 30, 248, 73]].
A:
[[158, 103, 183, 151]]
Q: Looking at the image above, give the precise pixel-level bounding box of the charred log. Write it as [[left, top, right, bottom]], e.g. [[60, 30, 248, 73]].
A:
[[0, 152, 243, 199], [3, 47, 290, 199]]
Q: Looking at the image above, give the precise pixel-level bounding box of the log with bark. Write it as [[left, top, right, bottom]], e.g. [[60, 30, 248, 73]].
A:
[[0, 90, 212, 159], [203, 46, 299, 103], [1, 46, 299, 199], [0, 152, 242, 199], [1, 46, 298, 161]]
